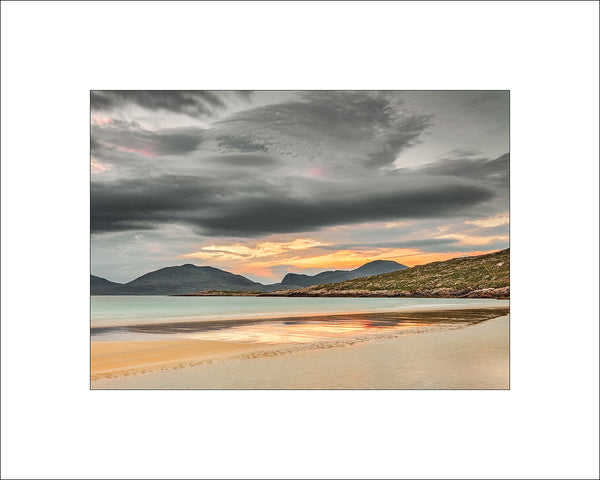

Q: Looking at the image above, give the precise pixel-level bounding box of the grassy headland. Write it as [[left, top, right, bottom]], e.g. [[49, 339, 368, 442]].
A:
[[263, 249, 509, 298]]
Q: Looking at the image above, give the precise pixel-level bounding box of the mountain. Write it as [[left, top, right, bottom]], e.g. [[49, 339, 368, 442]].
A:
[[91, 264, 264, 295], [91, 259, 410, 296], [266, 249, 510, 298], [90, 275, 122, 294], [280, 260, 408, 287]]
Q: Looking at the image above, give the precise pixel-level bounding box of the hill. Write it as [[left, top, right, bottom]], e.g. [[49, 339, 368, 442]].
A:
[[90, 275, 122, 294], [91, 264, 264, 295], [91, 259, 410, 295], [265, 249, 509, 298], [281, 260, 408, 287]]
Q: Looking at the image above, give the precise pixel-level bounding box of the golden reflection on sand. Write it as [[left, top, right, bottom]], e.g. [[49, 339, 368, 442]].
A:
[[182, 319, 430, 344], [91, 307, 510, 382]]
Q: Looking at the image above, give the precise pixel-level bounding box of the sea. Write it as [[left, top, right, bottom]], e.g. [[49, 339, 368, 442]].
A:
[[91, 295, 509, 345]]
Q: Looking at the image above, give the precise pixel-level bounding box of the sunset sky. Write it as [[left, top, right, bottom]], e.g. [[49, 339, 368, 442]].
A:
[[91, 91, 509, 284]]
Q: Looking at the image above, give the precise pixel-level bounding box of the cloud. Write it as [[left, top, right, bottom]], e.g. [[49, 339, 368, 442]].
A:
[[91, 172, 495, 235], [215, 134, 270, 153], [91, 157, 111, 174], [238, 247, 502, 275], [436, 233, 509, 246], [466, 211, 509, 228], [90, 91, 433, 176], [91, 121, 204, 159], [415, 153, 509, 189], [319, 238, 462, 251], [408, 214, 510, 249], [91, 91, 252, 119], [183, 238, 329, 261], [204, 153, 280, 168], [91, 175, 218, 232], [441, 148, 481, 159], [90, 91, 509, 283], [90, 92, 507, 240], [196, 184, 493, 236], [212, 91, 432, 170]]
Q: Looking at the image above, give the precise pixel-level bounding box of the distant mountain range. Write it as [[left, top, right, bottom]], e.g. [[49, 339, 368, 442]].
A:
[[281, 260, 408, 287], [90, 260, 409, 295]]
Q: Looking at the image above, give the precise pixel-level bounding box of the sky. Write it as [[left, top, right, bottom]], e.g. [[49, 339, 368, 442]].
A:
[[91, 90, 509, 284]]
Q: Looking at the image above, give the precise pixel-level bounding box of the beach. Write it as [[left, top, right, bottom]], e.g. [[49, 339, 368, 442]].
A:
[[91, 339, 264, 381], [92, 308, 509, 389]]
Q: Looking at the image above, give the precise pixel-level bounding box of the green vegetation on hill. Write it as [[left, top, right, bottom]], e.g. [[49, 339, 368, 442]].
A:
[[267, 249, 509, 298]]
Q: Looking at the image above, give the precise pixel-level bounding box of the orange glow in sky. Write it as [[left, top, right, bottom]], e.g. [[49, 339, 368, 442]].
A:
[[182, 241, 501, 283]]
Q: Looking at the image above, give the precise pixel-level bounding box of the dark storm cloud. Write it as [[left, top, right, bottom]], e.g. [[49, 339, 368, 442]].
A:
[[91, 91, 252, 118], [91, 173, 494, 235], [91, 92, 508, 239], [196, 184, 492, 236], [91, 175, 219, 232]]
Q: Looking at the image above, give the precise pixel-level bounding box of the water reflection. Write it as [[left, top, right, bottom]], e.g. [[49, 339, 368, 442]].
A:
[[91, 308, 509, 345], [184, 319, 429, 344]]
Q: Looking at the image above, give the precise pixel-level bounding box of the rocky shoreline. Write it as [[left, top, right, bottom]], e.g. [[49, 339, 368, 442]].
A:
[[259, 286, 509, 299]]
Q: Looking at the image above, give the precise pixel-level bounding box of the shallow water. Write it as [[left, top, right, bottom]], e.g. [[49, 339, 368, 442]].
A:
[[92, 295, 508, 327], [91, 296, 509, 346]]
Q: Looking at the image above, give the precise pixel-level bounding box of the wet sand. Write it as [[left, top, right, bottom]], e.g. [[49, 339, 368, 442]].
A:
[[92, 314, 509, 389], [91, 339, 266, 381]]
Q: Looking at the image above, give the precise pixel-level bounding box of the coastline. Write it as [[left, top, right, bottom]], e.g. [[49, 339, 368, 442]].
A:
[[91, 302, 509, 330], [259, 286, 509, 298], [92, 308, 509, 389], [172, 288, 509, 298]]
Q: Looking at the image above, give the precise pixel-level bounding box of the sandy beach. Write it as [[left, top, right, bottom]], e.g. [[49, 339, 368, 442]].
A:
[[92, 313, 509, 389], [91, 339, 267, 381]]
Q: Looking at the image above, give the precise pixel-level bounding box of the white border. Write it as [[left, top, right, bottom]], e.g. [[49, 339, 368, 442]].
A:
[[2, 2, 599, 479]]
